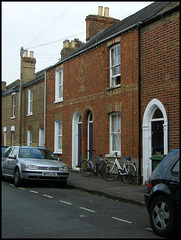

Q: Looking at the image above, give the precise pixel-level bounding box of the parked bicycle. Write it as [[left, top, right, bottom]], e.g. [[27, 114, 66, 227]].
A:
[[101, 152, 136, 183], [80, 150, 106, 178]]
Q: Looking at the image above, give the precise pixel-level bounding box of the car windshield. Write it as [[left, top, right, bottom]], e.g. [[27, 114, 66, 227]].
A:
[[19, 148, 57, 160]]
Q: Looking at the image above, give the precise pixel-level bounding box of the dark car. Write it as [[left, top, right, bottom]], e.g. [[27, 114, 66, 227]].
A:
[[144, 149, 180, 237]]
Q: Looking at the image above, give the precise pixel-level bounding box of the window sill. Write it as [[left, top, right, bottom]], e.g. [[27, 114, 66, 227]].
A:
[[54, 151, 62, 155], [27, 113, 33, 117], [10, 116, 15, 120], [54, 99, 63, 104], [106, 84, 121, 91]]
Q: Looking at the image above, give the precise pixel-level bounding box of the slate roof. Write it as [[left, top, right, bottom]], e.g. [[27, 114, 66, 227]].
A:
[[50, 1, 171, 69]]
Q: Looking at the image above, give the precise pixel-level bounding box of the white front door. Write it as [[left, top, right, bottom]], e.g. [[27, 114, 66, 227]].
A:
[[72, 112, 82, 170]]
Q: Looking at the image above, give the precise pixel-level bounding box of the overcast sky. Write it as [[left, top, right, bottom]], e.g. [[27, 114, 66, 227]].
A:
[[2, 1, 153, 86]]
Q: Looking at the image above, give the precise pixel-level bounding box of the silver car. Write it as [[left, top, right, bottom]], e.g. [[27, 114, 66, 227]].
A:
[[2, 146, 69, 187]]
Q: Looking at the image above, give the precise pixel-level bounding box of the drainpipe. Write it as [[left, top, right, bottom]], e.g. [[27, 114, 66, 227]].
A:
[[165, 103, 169, 152], [137, 23, 142, 185], [44, 70, 47, 147], [19, 47, 24, 145]]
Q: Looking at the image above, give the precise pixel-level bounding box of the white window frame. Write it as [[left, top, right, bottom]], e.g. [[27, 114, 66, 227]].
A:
[[27, 89, 33, 115], [110, 112, 121, 155], [39, 128, 45, 147], [54, 120, 62, 154], [55, 68, 63, 103], [110, 43, 121, 87], [3, 127, 7, 146], [12, 93, 16, 118], [27, 130, 32, 146]]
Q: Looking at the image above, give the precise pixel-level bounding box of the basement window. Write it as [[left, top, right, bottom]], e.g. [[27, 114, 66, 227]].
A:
[[110, 43, 121, 87]]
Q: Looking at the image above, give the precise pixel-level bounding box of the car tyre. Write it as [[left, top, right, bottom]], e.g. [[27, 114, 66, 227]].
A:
[[14, 168, 22, 187], [149, 195, 175, 237]]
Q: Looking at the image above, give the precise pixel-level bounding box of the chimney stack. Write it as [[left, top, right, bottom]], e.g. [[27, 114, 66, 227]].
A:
[[22, 50, 36, 84], [61, 38, 84, 59], [85, 6, 120, 41]]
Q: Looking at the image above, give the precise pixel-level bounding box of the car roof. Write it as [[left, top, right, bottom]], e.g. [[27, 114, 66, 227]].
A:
[[152, 149, 180, 178], [10, 146, 48, 150]]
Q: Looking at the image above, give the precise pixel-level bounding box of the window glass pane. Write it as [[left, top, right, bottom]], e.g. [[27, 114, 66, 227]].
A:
[[30, 90, 33, 100], [152, 108, 163, 119], [112, 65, 120, 76], [59, 71, 63, 84], [112, 115, 117, 132], [112, 134, 121, 151], [59, 85, 63, 98], [30, 102, 32, 113], [58, 136, 62, 150], [58, 121, 62, 135]]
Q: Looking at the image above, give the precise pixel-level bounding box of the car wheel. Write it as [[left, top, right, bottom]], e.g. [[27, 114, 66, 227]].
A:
[[14, 168, 22, 187], [149, 195, 175, 237]]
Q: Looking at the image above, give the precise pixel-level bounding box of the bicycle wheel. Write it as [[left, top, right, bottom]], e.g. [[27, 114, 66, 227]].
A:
[[122, 162, 136, 184], [96, 160, 105, 178], [80, 160, 93, 177], [100, 161, 119, 181]]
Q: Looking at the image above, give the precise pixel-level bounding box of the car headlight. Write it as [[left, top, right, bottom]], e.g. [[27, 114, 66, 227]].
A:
[[27, 164, 38, 170], [59, 166, 68, 172]]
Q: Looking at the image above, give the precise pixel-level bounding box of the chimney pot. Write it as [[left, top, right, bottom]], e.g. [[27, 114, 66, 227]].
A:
[[24, 50, 28, 57], [104, 7, 109, 17], [30, 51, 34, 58], [63, 40, 70, 48], [71, 40, 75, 48], [98, 6, 103, 16]]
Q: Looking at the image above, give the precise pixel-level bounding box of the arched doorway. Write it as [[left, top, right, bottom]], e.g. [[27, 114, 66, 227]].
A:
[[87, 112, 93, 159], [72, 112, 82, 170], [142, 99, 168, 184]]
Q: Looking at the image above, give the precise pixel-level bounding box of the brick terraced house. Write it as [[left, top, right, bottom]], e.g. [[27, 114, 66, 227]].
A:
[[2, 2, 179, 184], [44, 2, 179, 184]]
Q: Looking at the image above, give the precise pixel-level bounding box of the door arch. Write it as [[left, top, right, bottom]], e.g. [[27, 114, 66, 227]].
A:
[[72, 112, 82, 170], [142, 99, 168, 184]]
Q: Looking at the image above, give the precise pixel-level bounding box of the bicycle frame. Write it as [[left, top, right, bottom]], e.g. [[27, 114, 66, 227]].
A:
[[108, 157, 131, 175]]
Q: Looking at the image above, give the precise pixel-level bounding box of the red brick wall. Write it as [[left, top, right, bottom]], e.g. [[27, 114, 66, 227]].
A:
[[46, 29, 139, 167], [141, 11, 179, 149]]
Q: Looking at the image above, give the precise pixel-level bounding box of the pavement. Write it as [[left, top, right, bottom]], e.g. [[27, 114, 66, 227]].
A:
[[67, 171, 147, 207]]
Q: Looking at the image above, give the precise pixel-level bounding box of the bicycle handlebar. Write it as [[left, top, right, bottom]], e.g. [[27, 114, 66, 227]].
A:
[[114, 152, 131, 160]]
